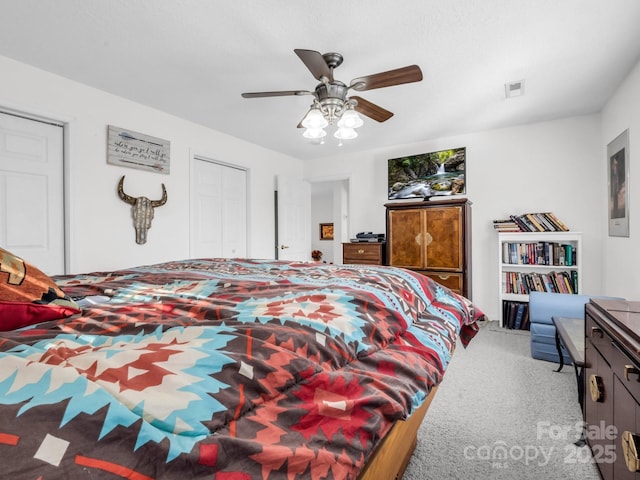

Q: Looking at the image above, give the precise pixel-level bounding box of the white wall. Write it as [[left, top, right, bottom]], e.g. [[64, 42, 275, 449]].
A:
[[601, 59, 640, 300], [304, 114, 604, 320], [310, 185, 335, 263], [0, 55, 303, 273]]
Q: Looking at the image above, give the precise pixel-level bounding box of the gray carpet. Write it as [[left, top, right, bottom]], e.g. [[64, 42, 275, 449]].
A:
[[403, 322, 601, 480]]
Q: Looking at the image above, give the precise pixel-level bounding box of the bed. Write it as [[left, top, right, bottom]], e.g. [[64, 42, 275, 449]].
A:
[[0, 252, 485, 479]]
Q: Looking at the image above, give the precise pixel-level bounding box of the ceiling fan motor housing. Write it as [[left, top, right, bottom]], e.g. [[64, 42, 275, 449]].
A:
[[321, 52, 344, 70], [315, 82, 349, 123]]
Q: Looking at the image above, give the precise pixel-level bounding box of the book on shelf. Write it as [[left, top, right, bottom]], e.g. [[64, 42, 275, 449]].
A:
[[492, 212, 570, 232], [502, 300, 530, 330], [544, 212, 570, 232], [501, 240, 576, 267], [501, 270, 577, 294], [492, 219, 521, 232]]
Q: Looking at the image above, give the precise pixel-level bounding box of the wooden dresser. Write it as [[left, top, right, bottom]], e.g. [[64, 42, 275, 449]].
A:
[[585, 298, 640, 480], [385, 198, 472, 298], [343, 242, 386, 265]]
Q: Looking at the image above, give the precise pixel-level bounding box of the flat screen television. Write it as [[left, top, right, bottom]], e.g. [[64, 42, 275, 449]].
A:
[[388, 147, 466, 200]]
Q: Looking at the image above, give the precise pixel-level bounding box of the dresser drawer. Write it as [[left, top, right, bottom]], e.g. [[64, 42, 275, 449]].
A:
[[343, 243, 385, 265], [586, 315, 615, 363], [609, 340, 640, 404]]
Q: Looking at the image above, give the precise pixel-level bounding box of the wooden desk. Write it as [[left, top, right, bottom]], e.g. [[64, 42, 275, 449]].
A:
[[553, 316, 585, 371], [553, 316, 586, 445]]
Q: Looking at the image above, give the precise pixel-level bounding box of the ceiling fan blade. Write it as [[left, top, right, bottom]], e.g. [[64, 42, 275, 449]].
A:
[[350, 65, 423, 91], [294, 49, 333, 82], [241, 90, 313, 98], [351, 96, 394, 122]]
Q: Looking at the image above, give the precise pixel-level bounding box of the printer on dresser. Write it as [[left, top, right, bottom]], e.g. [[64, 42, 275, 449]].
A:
[[585, 298, 640, 480]]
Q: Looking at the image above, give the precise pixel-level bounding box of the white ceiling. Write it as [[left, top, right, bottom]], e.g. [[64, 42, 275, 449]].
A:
[[1, 0, 640, 161]]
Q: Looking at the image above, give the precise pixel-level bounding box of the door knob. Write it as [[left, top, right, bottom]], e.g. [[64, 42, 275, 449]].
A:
[[280, 244, 290, 250]]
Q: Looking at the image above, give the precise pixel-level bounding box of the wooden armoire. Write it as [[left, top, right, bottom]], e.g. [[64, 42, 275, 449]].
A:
[[385, 198, 472, 299]]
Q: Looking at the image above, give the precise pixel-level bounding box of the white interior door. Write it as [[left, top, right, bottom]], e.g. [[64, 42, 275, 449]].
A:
[[0, 112, 64, 274], [276, 175, 311, 261], [220, 165, 247, 257], [191, 157, 247, 258]]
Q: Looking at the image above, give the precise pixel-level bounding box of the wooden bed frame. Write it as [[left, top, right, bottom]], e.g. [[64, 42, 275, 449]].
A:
[[358, 386, 438, 480]]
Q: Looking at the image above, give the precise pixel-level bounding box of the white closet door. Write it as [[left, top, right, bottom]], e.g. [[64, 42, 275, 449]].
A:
[[191, 158, 247, 259], [0, 112, 64, 274], [221, 165, 247, 258]]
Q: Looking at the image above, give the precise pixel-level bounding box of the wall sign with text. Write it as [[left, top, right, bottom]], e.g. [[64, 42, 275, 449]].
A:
[[107, 125, 170, 174]]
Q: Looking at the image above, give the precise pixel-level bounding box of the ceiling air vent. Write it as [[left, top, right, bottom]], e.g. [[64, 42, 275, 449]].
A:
[[505, 80, 524, 99]]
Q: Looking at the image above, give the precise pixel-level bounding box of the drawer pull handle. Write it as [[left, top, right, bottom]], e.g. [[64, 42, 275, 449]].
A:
[[622, 431, 640, 472], [357, 249, 364, 254], [438, 275, 450, 280], [591, 326, 603, 338], [625, 365, 640, 382], [589, 374, 604, 402]]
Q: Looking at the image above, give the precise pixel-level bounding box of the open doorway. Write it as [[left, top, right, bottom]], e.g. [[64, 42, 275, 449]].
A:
[[310, 179, 350, 264]]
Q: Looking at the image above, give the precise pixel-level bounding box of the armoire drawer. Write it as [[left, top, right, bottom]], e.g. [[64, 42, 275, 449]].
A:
[[419, 271, 463, 294]]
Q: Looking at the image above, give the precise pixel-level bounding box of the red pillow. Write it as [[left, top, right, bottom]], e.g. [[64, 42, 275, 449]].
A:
[[0, 247, 80, 330]]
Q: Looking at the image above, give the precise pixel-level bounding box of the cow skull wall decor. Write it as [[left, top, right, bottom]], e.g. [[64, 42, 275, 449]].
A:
[[117, 175, 167, 244]]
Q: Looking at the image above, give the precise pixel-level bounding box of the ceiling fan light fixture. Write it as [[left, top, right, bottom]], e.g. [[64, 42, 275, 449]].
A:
[[303, 127, 327, 139], [241, 49, 423, 146], [334, 127, 357, 140], [301, 107, 329, 129], [337, 108, 364, 129]]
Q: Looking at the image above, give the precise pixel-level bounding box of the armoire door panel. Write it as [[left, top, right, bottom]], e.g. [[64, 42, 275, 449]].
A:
[[425, 206, 463, 270], [387, 208, 425, 269]]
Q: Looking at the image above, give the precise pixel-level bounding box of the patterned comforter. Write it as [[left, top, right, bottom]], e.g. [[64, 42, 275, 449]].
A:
[[0, 258, 484, 479]]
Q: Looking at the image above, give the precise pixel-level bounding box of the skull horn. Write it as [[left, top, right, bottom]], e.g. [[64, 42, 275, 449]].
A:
[[117, 175, 136, 205], [150, 184, 168, 207]]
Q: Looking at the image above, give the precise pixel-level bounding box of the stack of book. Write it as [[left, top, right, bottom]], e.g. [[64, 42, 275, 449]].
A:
[[502, 301, 530, 330], [493, 212, 570, 232], [502, 241, 576, 266], [502, 270, 578, 295]]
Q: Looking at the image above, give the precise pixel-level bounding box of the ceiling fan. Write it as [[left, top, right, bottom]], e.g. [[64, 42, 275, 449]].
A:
[[241, 49, 423, 141]]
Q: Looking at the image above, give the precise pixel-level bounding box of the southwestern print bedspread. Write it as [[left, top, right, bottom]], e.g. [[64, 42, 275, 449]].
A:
[[0, 258, 484, 479]]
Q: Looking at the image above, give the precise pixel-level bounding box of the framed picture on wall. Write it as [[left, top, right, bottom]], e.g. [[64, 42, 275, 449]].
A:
[[319, 223, 334, 240], [607, 129, 630, 237]]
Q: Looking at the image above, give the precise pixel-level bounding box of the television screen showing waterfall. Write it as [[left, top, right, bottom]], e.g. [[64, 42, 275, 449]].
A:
[[387, 147, 466, 200]]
